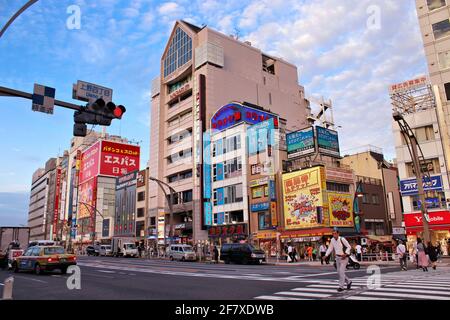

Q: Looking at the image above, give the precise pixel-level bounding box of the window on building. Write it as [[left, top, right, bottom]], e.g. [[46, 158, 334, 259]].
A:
[[438, 50, 450, 70], [167, 148, 192, 164], [362, 193, 370, 204], [445, 83, 450, 101], [372, 194, 380, 205], [213, 213, 218, 224], [150, 217, 156, 226], [163, 27, 192, 78], [326, 182, 350, 193], [230, 210, 244, 223], [258, 212, 271, 230], [224, 157, 242, 179], [168, 129, 192, 144], [262, 55, 275, 75], [182, 190, 193, 203], [166, 192, 179, 205], [415, 125, 434, 142], [137, 208, 145, 218], [432, 19, 450, 40], [216, 184, 243, 205], [427, 0, 446, 11], [137, 192, 145, 202], [269, 92, 272, 105], [406, 158, 441, 177], [412, 192, 446, 211], [252, 186, 265, 199]]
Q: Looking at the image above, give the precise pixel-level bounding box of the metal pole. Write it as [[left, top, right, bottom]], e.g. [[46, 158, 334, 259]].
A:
[[410, 138, 431, 243], [0, 0, 39, 39]]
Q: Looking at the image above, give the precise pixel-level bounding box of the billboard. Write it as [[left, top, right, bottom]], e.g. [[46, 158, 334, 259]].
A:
[[79, 141, 100, 184], [53, 167, 62, 238], [404, 210, 450, 227], [316, 126, 340, 157], [77, 177, 97, 219], [400, 175, 443, 195], [328, 193, 354, 227], [100, 140, 140, 177], [282, 167, 326, 230], [137, 170, 146, 188], [203, 132, 212, 199], [389, 76, 428, 95], [247, 118, 275, 155], [115, 170, 138, 191], [286, 127, 315, 159]]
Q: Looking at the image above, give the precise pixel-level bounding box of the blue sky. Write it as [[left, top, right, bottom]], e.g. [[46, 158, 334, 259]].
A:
[[0, 0, 427, 225]]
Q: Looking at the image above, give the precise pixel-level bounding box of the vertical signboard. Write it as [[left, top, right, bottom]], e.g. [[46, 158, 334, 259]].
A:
[[158, 214, 165, 240], [204, 202, 212, 226], [316, 126, 340, 157], [270, 202, 278, 227], [203, 132, 212, 199], [77, 178, 97, 219], [247, 118, 275, 155], [53, 167, 62, 238], [282, 167, 326, 230], [79, 142, 100, 185], [328, 193, 354, 227], [286, 127, 315, 159]]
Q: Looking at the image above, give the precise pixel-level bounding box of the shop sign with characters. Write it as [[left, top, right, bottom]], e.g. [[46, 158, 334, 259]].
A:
[[282, 167, 326, 230], [328, 193, 354, 227]]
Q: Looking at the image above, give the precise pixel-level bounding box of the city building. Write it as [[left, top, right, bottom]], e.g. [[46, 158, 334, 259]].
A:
[[136, 168, 149, 247], [114, 171, 138, 239], [28, 167, 51, 240], [149, 20, 310, 244]]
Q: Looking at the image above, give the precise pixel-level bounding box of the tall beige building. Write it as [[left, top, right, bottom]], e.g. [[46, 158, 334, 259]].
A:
[[149, 21, 310, 243]]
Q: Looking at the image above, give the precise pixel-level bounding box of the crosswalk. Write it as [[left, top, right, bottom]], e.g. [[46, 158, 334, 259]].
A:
[[255, 268, 450, 300]]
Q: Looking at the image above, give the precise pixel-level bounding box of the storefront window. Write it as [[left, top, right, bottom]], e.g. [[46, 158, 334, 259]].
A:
[[258, 212, 271, 230], [411, 192, 446, 210]]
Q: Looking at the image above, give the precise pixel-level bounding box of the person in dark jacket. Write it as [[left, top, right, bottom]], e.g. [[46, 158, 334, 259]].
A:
[[427, 241, 438, 270], [213, 246, 219, 264]]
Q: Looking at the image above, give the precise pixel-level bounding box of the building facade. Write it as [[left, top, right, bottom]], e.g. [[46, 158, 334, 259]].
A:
[[149, 20, 310, 244]]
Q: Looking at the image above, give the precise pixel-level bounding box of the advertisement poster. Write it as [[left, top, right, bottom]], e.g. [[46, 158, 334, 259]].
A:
[[328, 193, 354, 227], [77, 178, 97, 219], [316, 126, 340, 157], [99, 140, 140, 177], [282, 167, 325, 230], [79, 141, 100, 184], [158, 214, 165, 239], [286, 127, 315, 159], [247, 118, 275, 155]]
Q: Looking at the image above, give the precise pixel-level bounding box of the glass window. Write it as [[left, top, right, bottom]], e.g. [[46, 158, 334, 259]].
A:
[[138, 192, 145, 201], [415, 125, 434, 142], [32, 247, 41, 256], [252, 186, 264, 199], [258, 212, 271, 230], [438, 50, 450, 70], [372, 194, 380, 205], [182, 190, 193, 203], [163, 27, 193, 78], [432, 19, 450, 40], [427, 0, 446, 11], [445, 83, 450, 101], [44, 247, 65, 255], [137, 208, 145, 218]]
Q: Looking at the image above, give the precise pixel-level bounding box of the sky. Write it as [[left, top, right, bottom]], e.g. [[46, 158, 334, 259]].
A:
[[0, 0, 428, 225]]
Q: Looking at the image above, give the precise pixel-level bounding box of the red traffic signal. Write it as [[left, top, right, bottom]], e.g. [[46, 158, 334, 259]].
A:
[[114, 105, 126, 119]]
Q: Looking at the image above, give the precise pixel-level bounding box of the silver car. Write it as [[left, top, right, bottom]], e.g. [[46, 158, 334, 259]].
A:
[[99, 245, 112, 256], [168, 244, 197, 261]]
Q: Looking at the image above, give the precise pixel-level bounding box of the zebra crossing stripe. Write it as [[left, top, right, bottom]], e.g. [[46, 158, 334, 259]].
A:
[[359, 291, 450, 300], [345, 296, 400, 300], [274, 291, 331, 298], [386, 284, 450, 290], [254, 296, 307, 300], [292, 288, 340, 293], [373, 287, 450, 296], [309, 284, 362, 289]]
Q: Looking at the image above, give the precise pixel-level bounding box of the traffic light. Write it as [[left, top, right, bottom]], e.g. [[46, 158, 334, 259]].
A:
[[73, 98, 126, 136]]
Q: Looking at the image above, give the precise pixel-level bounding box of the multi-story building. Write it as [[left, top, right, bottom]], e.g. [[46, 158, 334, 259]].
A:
[[28, 167, 50, 240], [149, 20, 310, 244], [136, 168, 149, 246]]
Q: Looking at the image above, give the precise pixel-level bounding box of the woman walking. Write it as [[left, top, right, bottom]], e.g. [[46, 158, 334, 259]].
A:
[[417, 238, 429, 272], [427, 242, 438, 270]]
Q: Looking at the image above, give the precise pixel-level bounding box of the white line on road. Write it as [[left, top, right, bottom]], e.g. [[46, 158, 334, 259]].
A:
[[309, 284, 362, 289], [374, 287, 450, 296], [292, 287, 340, 293], [97, 270, 116, 274], [254, 295, 307, 300], [385, 284, 450, 290], [360, 291, 450, 300], [275, 291, 331, 298], [13, 276, 47, 283], [345, 296, 400, 300]]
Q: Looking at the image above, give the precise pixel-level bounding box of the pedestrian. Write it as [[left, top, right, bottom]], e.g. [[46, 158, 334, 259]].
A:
[[213, 245, 219, 264], [319, 242, 328, 265], [396, 240, 407, 271], [287, 243, 293, 263], [323, 229, 353, 292], [417, 238, 429, 272], [307, 245, 313, 261], [355, 242, 362, 261], [292, 247, 298, 262], [413, 240, 419, 269], [427, 242, 438, 270], [138, 245, 142, 258]]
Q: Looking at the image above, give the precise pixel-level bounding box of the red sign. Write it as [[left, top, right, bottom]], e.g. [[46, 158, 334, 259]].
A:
[[208, 224, 247, 238], [404, 211, 450, 227], [79, 141, 100, 184], [53, 167, 62, 238], [99, 140, 140, 177]]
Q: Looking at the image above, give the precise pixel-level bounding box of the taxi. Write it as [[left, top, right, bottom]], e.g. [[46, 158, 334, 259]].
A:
[[12, 246, 77, 275]]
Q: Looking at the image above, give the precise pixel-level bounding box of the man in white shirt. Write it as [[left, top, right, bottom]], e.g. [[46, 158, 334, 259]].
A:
[[355, 243, 362, 261], [396, 240, 407, 271], [319, 243, 329, 265], [287, 244, 293, 263], [324, 229, 352, 292]]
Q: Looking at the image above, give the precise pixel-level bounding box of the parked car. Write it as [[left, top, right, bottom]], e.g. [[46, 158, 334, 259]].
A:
[[86, 245, 98, 256], [220, 243, 266, 265], [12, 246, 77, 275], [99, 245, 112, 256], [167, 244, 197, 261]]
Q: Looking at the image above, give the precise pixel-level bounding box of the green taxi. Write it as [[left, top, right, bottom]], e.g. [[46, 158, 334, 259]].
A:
[[12, 246, 77, 275]]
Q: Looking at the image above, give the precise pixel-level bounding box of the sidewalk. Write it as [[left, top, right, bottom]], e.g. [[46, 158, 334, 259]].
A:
[[266, 257, 450, 267]]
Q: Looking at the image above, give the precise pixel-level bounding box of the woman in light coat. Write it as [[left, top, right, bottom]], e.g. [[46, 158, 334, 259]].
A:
[[416, 238, 429, 272]]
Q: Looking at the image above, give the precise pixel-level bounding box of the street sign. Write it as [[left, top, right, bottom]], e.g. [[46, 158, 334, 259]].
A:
[[32, 84, 55, 114], [73, 80, 113, 103]]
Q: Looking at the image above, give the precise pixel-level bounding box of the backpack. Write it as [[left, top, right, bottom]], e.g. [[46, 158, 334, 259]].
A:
[[339, 237, 350, 256]]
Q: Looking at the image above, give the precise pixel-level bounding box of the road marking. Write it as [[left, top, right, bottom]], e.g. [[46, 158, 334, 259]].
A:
[[309, 284, 362, 289], [345, 296, 400, 300], [385, 284, 450, 290], [359, 291, 450, 300], [254, 295, 306, 300], [374, 287, 450, 296], [0, 283, 4, 286], [97, 270, 116, 274], [14, 275, 47, 283], [292, 287, 340, 293], [275, 291, 331, 298]]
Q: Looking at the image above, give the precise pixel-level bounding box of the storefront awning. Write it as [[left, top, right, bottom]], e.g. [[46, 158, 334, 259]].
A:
[[366, 235, 393, 242], [280, 228, 333, 239], [406, 225, 450, 234]]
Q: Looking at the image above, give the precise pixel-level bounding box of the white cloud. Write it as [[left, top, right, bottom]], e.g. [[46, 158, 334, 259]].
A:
[[158, 2, 181, 15]]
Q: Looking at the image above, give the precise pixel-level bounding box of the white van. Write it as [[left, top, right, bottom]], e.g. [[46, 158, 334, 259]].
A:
[[168, 244, 196, 261], [99, 245, 112, 256]]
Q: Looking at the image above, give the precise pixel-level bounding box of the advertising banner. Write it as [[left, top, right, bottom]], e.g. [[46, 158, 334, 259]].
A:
[[287, 127, 315, 159], [158, 213, 165, 239], [269, 179, 276, 201], [137, 169, 146, 188], [53, 167, 62, 238], [282, 167, 325, 230], [270, 202, 278, 227], [203, 132, 212, 199], [79, 141, 100, 184], [251, 202, 270, 212], [204, 202, 212, 226], [208, 224, 247, 238], [400, 175, 443, 195], [115, 170, 138, 191], [100, 140, 140, 177], [328, 193, 354, 227], [247, 118, 275, 155], [77, 177, 97, 219], [404, 210, 450, 227], [316, 126, 340, 157]]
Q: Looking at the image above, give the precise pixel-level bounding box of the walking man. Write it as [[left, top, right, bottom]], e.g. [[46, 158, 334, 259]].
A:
[[213, 245, 219, 264], [287, 243, 293, 263], [355, 242, 362, 262], [320, 242, 328, 265], [396, 240, 407, 271], [324, 229, 352, 292]]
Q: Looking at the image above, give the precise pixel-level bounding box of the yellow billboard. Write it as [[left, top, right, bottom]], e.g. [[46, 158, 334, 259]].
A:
[[282, 167, 326, 230], [328, 193, 354, 227]]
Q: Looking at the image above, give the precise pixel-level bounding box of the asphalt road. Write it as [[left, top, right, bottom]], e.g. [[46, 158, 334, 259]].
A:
[[0, 256, 406, 300]]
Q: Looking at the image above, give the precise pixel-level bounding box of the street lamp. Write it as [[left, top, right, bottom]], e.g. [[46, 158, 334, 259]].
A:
[[392, 111, 431, 243]]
